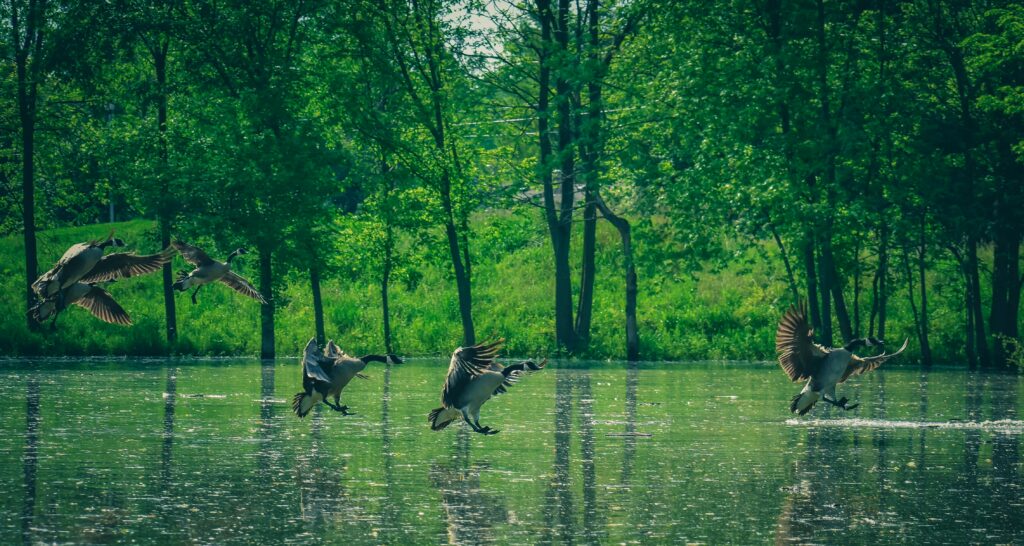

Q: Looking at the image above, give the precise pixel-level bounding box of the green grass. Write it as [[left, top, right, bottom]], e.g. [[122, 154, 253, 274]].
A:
[[0, 214, 979, 362]]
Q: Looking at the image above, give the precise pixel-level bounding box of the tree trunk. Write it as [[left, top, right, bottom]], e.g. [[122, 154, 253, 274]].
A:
[[381, 223, 394, 354], [902, 246, 924, 365], [767, 218, 800, 305], [259, 248, 275, 359], [310, 263, 325, 346], [154, 45, 177, 344], [967, 237, 989, 366], [575, 197, 596, 349], [14, 0, 43, 332], [827, 249, 853, 343], [817, 242, 833, 345], [804, 236, 822, 333], [444, 213, 475, 346], [552, 0, 577, 352], [917, 223, 931, 366], [594, 193, 638, 361]]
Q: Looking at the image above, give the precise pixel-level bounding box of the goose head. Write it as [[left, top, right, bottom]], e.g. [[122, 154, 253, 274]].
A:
[[227, 248, 248, 263]]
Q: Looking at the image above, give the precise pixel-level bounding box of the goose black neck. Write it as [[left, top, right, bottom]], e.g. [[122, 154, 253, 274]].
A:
[[226, 250, 240, 264], [360, 354, 388, 364], [843, 339, 864, 351]]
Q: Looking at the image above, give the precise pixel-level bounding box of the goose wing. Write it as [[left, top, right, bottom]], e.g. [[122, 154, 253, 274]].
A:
[[494, 358, 547, 395], [442, 338, 503, 408], [302, 338, 333, 383], [776, 301, 828, 382], [171, 240, 215, 267], [79, 247, 175, 283], [74, 285, 132, 325], [218, 272, 267, 303], [840, 338, 909, 383]]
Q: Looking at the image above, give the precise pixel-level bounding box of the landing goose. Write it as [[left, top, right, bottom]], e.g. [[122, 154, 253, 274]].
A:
[[776, 301, 908, 415], [292, 338, 402, 418], [428, 339, 546, 435]]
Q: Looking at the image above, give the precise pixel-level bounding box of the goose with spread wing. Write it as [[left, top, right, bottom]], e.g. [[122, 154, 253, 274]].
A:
[[33, 233, 173, 301], [292, 338, 403, 418], [428, 339, 546, 435], [170, 240, 266, 304], [30, 282, 132, 328], [777, 301, 908, 415]]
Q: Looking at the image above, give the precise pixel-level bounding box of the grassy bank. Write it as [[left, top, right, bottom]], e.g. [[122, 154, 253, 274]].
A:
[[0, 215, 966, 362]]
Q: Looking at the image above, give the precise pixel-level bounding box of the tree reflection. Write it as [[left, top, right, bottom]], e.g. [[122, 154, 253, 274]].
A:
[[540, 368, 602, 545], [22, 378, 40, 546]]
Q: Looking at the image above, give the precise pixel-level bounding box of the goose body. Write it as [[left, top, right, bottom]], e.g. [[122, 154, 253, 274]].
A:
[[30, 282, 131, 327], [428, 339, 545, 435], [292, 338, 402, 418], [777, 301, 908, 415], [171, 241, 266, 304], [32, 235, 126, 299]]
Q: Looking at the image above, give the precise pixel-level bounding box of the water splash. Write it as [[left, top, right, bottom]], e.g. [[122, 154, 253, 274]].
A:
[[786, 418, 1024, 434]]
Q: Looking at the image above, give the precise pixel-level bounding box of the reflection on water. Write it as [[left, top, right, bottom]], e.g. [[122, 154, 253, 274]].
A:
[[0, 360, 1021, 544], [21, 378, 39, 546]]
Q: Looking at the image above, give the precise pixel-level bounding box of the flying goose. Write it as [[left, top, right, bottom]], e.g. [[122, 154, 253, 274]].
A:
[[776, 301, 908, 415], [170, 241, 266, 304], [428, 339, 546, 435], [292, 338, 403, 418], [30, 282, 132, 328], [33, 235, 174, 306]]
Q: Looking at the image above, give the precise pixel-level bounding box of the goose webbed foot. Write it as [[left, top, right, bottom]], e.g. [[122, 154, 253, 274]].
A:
[[330, 404, 354, 415], [823, 396, 858, 411], [479, 426, 499, 435]]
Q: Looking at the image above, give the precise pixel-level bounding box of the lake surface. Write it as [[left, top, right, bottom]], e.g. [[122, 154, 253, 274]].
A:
[[0, 359, 1021, 544]]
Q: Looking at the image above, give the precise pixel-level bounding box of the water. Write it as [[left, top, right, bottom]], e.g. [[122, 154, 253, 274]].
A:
[[0, 359, 1021, 544]]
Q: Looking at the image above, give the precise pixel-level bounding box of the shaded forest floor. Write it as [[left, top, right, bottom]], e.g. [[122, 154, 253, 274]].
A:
[[0, 215, 972, 362]]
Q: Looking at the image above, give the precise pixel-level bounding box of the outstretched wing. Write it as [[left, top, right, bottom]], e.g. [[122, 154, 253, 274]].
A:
[[302, 338, 332, 383], [442, 338, 503, 408], [776, 301, 827, 382], [171, 240, 215, 267], [494, 358, 547, 395], [218, 272, 267, 303], [79, 247, 175, 283], [840, 338, 909, 383], [74, 285, 132, 326]]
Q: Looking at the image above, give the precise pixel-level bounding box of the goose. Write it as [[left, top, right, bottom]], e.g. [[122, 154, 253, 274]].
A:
[[30, 282, 131, 328], [428, 339, 546, 435], [776, 301, 908, 415], [170, 240, 266, 304], [34, 235, 174, 306], [32, 233, 125, 299], [292, 338, 403, 418]]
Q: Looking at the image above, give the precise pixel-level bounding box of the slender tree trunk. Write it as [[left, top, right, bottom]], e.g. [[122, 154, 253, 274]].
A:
[[552, 0, 577, 352], [595, 193, 638, 361], [917, 222, 931, 365], [381, 224, 394, 354], [817, 243, 833, 345], [13, 0, 43, 332], [259, 247, 274, 359], [310, 263, 325, 346], [535, 0, 572, 352], [872, 223, 889, 340], [575, 194, 596, 350], [804, 236, 822, 333], [902, 246, 924, 365], [768, 218, 800, 305], [154, 45, 177, 344], [967, 237, 989, 366], [853, 239, 861, 338], [827, 249, 853, 343]]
